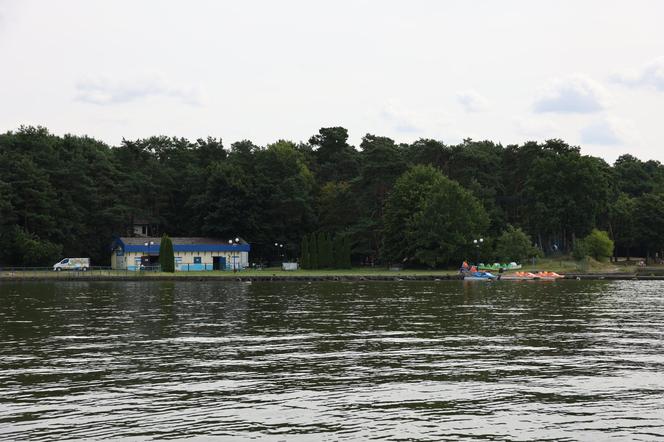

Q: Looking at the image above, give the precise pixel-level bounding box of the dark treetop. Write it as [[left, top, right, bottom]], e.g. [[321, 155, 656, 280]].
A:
[[0, 125, 661, 266]]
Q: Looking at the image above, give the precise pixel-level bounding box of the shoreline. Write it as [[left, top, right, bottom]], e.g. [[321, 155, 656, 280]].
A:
[[1, 273, 662, 282]]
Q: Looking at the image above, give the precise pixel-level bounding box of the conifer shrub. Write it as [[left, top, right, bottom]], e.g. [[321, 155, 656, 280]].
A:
[[160, 235, 175, 272]]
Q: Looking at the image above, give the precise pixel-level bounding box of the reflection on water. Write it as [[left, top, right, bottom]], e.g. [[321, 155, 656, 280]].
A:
[[1, 280, 663, 440]]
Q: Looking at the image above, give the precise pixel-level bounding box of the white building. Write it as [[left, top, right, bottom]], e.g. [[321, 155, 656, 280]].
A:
[[110, 237, 250, 271]]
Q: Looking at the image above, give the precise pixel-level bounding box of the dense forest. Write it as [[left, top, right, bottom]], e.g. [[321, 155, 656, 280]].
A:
[[1, 125, 663, 267]]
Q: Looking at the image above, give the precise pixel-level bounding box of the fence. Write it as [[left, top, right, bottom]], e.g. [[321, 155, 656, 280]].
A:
[[0, 264, 246, 279], [0, 266, 161, 279]]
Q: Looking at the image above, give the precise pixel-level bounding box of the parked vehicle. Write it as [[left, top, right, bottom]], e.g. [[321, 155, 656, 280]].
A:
[[53, 258, 90, 271], [282, 262, 299, 271]]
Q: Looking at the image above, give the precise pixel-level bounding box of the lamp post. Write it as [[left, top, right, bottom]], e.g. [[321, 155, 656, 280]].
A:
[[229, 238, 240, 272], [144, 241, 155, 270], [274, 242, 284, 261], [473, 238, 484, 265]]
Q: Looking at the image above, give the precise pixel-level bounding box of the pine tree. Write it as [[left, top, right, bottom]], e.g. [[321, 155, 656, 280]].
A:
[[300, 235, 310, 269], [331, 234, 339, 268], [324, 232, 331, 268], [309, 233, 319, 269], [328, 233, 335, 268], [160, 234, 175, 272], [316, 232, 325, 268], [343, 235, 352, 269], [318, 232, 332, 269], [332, 234, 343, 269], [321, 233, 327, 268], [331, 234, 338, 269]]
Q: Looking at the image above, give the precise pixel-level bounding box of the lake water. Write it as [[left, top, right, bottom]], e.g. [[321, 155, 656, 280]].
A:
[[1, 280, 663, 440]]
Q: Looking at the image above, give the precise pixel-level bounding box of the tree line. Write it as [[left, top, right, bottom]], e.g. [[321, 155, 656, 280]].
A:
[[300, 232, 351, 269], [0, 125, 662, 267]]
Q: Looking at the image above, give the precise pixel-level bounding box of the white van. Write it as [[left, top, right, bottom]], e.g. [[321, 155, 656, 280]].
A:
[[53, 258, 90, 271]]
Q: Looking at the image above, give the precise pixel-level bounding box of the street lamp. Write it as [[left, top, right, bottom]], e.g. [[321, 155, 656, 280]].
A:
[[274, 242, 285, 261], [473, 238, 484, 265], [144, 241, 155, 270], [229, 238, 240, 272]]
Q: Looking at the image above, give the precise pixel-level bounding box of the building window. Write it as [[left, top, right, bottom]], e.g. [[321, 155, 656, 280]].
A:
[[194, 257, 202, 264]]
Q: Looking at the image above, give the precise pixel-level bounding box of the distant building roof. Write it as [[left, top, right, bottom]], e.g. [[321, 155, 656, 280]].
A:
[[131, 219, 157, 225], [119, 237, 248, 245], [112, 237, 250, 254]]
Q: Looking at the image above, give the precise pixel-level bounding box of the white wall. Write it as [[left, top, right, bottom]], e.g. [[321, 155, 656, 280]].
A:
[[112, 250, 249, 270]]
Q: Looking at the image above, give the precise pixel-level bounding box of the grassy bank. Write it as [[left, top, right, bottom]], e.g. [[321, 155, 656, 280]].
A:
[[518, 257, 636, 274], [0, 267, 458, 279]]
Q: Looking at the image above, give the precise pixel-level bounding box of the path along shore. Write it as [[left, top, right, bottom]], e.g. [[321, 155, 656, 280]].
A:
[[1, 273, 664, 282]]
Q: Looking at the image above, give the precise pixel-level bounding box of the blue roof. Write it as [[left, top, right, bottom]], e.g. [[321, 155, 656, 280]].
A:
[[112, 237, 250, 254]]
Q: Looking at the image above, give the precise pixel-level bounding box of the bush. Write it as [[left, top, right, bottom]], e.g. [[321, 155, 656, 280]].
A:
[[573, 229, 614, 262], [584, 229, 614, 261], [572, 240, 588, 261], [494, 225, 539, 262], [0, 226, 62, 266]]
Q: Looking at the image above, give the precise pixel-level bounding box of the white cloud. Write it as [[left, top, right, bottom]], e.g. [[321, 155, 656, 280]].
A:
[[612, 56, 664, 91], [533, 75, 609, 113], [3, 1, 664, 162], [579, 116, 637, 146], [74, 73, 202, 106], [379, 102, 422, 133], [0, 0, 16, 36], [513, 116, 560, 139], [456, 90, 489, 112]]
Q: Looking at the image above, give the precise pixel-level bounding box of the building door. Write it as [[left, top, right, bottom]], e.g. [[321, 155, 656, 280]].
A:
[[213, 256, 226, 270], [141, 255, 159, 268]]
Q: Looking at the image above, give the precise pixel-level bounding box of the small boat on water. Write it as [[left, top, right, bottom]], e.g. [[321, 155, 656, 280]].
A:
[[500, 271, 564, 281], [532, 271, 564, 280], [458, 261, 563, 281], [499, 271, 538, 280], [478, 262, 522, 271], [464, 271, 497, 281]]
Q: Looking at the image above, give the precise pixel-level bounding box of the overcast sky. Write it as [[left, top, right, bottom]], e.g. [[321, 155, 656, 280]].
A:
[[1, 0, 663, 162]]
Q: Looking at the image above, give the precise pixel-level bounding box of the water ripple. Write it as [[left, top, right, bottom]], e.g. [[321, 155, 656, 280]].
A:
[[1, 280, 663, 440]]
